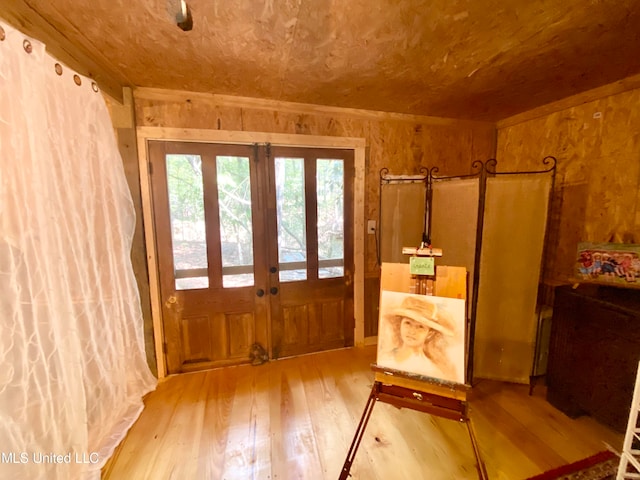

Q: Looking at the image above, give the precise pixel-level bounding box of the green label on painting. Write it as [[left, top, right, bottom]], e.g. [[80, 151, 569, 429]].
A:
[[410, 256, 435, 276]]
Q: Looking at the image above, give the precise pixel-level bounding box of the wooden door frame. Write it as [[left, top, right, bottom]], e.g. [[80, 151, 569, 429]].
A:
[[137, 127, 366, 378]]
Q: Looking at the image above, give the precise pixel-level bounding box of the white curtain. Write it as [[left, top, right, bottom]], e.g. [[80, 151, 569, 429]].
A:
[[0, 21, 156, 480]]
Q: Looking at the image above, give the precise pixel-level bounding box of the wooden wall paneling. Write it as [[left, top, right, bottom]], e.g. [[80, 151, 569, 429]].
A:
[[593, 92, 640, 243], [421, 127, 470, 175], [133, 88, 490, 128], [105, 89, 157, 376], [471, 127, 499, 170], [545, 182, 589, 286], [497, 72, 640, 129], [364, 275, 381, 338], [138, 100, 244, 131], [118, 129, 155, 363], [353, 145, 367, 345], [138, 135, 168, 377], [365, 124, 384, 275], [366, 122, 426, 202], [342, 147, 357, 347], [241, 109, 301, 134], [497, 87, 640, 286]]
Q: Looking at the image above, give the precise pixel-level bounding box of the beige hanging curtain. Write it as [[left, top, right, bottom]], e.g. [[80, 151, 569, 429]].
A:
[[474, 174, 551, 383], [380, 180, 426, 263], [0, 21, 156, 480], [430, 177, 480, 314]]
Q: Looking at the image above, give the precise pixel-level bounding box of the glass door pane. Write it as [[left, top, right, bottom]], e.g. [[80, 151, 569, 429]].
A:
[[216, 155, 255, 287], [316, 159, 344, 279], [166, 154, 208, 290], [275, 157, 307, 282]]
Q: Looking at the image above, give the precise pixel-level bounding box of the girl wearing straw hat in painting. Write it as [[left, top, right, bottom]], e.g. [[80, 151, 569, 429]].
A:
[[377, 292, 462, 384]]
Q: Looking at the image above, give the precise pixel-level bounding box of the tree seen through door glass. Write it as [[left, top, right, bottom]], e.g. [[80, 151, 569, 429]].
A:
[[275, 157, 307, 282], [317, 159, 344, 278], [166, 154, 209, 290], [216, 156, 255, 287]]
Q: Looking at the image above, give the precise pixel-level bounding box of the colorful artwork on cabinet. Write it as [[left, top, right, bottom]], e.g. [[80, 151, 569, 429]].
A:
[[376, 291, 466, 385], [576, 242, 640, 287]]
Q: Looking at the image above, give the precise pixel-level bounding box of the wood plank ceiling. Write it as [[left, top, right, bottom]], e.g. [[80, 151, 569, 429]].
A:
[[2, 0, 640, 121]]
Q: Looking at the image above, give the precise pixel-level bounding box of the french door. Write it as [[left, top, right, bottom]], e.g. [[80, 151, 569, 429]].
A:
[[148, 141, 354, 374]]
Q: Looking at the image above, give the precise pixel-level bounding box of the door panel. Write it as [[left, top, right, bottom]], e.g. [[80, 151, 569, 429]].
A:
[[149, 141, 354, 372], [268, 146, 354, 359], [280, 300, 345, 350], [177, 311, 256, 366], [149, 141, 268, 373], [227, 312, 256, 357], [180, 315, 211, 363]]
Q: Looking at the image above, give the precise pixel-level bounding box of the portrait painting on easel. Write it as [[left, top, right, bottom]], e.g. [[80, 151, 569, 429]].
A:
[[376, 291, 466, 384]]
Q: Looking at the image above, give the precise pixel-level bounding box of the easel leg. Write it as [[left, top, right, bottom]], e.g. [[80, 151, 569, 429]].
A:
[[339, 383, 379, 480], [465, 417, 488, 480]]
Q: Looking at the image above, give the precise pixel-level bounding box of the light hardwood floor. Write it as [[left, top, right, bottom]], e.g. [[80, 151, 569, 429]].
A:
[[102, 346, 623, 480]]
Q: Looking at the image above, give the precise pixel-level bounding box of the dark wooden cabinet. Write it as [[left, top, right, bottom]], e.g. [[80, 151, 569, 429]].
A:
[[546, 284, 640, 432]]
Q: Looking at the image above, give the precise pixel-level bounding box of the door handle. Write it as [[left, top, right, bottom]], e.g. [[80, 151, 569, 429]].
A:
[[270, 266, 278, 274], [256, 289, 265, 297], [165, 295, 177, 308], [270, 287, 279, 295]]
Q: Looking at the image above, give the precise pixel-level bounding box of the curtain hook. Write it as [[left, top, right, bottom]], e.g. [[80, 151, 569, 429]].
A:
[[73, 74, 82, 86], [91, 82, 99, 93], [55, 63, 63, 76], [0, 27, 5, 41], [23, 39, 32, 54]]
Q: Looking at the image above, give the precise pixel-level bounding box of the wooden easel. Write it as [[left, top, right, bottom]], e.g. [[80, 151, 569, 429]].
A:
[[338, 367, 487, 480], [339, 257, 487, 479]]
